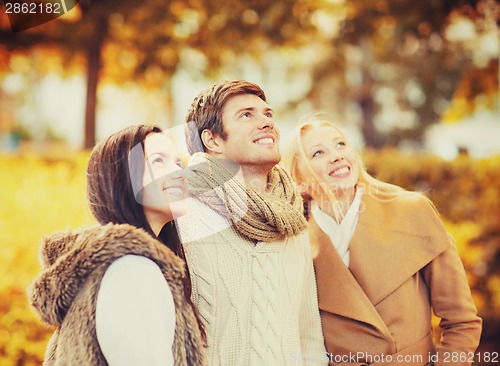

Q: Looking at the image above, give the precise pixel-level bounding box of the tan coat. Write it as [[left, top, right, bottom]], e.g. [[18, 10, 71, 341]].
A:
[[309, 192, 481, 366]]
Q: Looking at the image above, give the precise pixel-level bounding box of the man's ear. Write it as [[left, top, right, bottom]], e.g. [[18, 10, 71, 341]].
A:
[[201, 129, 223, 154]]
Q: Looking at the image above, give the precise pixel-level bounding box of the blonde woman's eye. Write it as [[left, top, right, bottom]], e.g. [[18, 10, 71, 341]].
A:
[[337, 141, 346, 149], [312, 150, 323, 158]]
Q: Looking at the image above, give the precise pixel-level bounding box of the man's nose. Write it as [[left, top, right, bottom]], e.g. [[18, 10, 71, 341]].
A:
[[257, 116, 274, 130]]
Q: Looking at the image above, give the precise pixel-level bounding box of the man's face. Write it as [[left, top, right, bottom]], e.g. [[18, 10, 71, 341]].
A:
[[216, 93, 280, 170]]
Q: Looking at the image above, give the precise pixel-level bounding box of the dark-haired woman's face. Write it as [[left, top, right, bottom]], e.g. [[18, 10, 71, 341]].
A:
[[140, 133, 188, 230]]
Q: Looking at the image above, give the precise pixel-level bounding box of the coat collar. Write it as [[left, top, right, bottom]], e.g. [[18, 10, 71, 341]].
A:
[[310, 216, 392, 341], [310, 190, 450, 336], [27, 223, 186, 326]]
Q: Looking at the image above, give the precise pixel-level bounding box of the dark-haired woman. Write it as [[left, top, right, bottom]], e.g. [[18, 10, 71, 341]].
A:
[[28, 125, 206, 366]]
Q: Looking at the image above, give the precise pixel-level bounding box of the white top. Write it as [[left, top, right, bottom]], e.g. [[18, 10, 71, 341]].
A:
[[95, 255, 176, 366], [177, 198, 327, 366], [310, 187, 364, 267]]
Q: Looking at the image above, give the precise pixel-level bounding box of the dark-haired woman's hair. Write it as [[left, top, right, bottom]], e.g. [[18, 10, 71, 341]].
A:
[[87, 125, 160, 236], [86, 124, 205, 342]]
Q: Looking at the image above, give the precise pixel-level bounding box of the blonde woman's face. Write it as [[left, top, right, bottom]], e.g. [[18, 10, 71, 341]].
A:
[[299, 125, 359, 198]]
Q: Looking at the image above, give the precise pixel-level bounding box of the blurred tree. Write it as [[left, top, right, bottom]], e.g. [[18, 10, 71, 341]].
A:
[[303, 0, 498, 147], [0, 0, 321, 148], [1, 0, 497, 148]]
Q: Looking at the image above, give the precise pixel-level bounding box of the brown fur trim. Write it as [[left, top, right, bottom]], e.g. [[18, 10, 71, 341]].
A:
[[28, 223, 206, 366]]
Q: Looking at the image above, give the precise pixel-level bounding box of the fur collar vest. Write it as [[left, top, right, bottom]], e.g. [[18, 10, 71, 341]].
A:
[[28, 223, 205, 365]]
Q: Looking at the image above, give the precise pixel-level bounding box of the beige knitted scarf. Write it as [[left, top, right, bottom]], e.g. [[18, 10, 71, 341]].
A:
[[187, 153, 307, 242]]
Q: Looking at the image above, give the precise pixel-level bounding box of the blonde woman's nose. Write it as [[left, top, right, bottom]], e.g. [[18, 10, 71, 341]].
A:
[[329, 154, 344, 164]]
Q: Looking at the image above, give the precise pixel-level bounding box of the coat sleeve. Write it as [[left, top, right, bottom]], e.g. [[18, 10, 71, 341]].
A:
[[298, 231, 329, 365], [421, 210, 482, 366]]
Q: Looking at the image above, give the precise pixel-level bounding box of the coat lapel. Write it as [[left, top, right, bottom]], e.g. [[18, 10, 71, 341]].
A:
[[310, 191, 451, 343], [348, 192, 450, 306], [309, 217, 392, 340]]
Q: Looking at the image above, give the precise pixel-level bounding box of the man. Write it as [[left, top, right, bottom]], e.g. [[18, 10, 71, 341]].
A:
[[177, 80, 326, 365]]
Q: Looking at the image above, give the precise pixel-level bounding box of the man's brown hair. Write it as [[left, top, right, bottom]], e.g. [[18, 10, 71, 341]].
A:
[[185, 80, 267, 155]]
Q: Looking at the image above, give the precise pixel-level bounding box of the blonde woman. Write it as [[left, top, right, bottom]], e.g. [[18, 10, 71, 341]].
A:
[[283, 118, 481, 366]]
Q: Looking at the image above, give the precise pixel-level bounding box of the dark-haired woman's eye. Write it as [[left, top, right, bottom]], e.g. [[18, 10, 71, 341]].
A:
[[151, 155, 165, 165]]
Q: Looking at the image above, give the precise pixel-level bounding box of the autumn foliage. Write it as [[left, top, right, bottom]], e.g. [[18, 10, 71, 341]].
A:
[[0, 150, 498, 364]]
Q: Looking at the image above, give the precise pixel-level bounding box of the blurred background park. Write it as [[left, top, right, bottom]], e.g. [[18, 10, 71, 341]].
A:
[[0, 0, 499, 364]]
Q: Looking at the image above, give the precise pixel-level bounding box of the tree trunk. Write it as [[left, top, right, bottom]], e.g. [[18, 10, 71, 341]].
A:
[[83, 17, 108, 149], [164, 78, 174, 129], [357, 71, 378, 148]]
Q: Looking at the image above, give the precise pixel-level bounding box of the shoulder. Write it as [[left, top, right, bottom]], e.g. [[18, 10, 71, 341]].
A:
[[362, 190, 447, 240], [97, 255, 174, 327], [283, 230, 314, 258], [40, 223, 165, 270], [369, 190, 438, 219], [392, 192, 441, 225], [395, 191, 435, 210], [293, 229, 311, 245], [104, 255, 164, 281], [100, 255, 170, 299], [177, 197, 234, 242]]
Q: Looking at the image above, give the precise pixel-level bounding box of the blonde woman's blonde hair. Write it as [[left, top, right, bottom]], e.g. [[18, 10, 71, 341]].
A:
[[282, 116, 408, 222]]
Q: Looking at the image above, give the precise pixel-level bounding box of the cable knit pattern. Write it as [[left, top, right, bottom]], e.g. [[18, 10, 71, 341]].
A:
[[177, 199, 327, 366], [249, 251, 280, 365]]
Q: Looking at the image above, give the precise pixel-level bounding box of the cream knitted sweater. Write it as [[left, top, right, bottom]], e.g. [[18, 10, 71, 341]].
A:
[[177, 198, 326, 366]]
